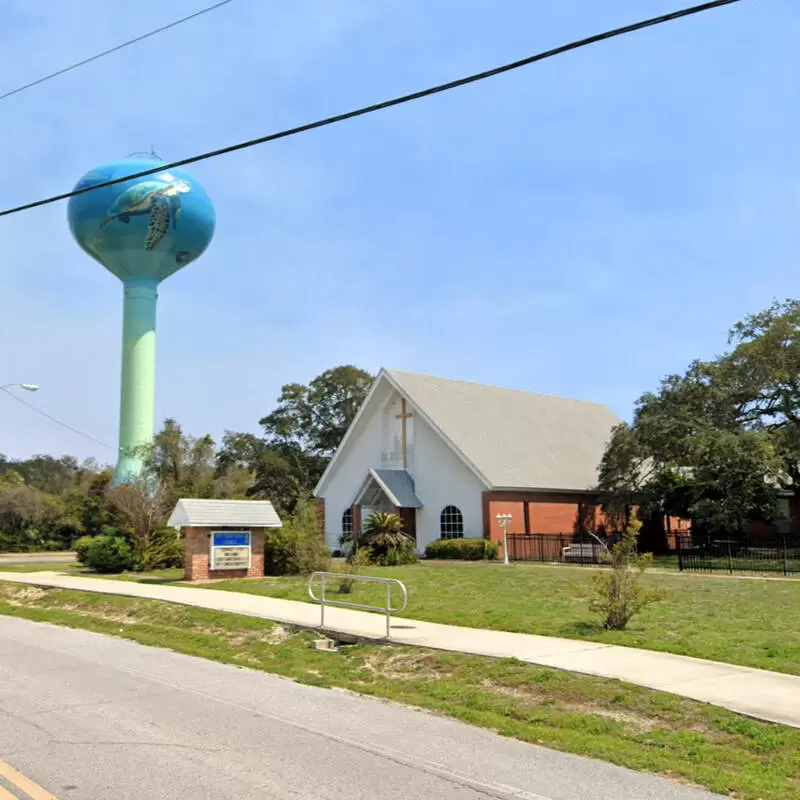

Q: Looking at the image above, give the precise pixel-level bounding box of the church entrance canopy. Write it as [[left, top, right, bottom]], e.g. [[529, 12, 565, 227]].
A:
[[352, 468, 423, 511], [353, 469, 422, 544]]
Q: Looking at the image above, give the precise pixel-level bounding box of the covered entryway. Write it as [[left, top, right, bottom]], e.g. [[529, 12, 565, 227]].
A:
[[352, 468, 423, 546]]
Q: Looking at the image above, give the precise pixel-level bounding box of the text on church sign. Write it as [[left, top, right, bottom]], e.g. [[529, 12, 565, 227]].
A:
[[210, 531, 251, 570]]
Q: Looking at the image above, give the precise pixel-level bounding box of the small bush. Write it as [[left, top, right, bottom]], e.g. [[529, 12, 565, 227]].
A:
[[136, 528, 184, 571], [338, 547, 372, 593], [589, 510, 662, 630], [264, 498, 331, 576], [371, 537, 418, 566], [84, 535, 135, 573], [425, 538, 498, 561], [74, 535, 94, 565], [359, 512, 418, 566]]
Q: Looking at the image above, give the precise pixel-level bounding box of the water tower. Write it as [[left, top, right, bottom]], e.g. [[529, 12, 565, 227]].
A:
[[68, 154, 215, 486]]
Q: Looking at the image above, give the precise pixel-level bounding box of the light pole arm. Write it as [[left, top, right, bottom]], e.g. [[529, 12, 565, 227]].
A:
[[1, 383, 38, 392]]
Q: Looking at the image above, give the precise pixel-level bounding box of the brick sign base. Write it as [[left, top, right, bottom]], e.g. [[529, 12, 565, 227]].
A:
[[183, 526, 266, 581]]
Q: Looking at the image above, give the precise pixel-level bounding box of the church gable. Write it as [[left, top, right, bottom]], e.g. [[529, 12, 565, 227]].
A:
[[385, 369, 620, 492], [316, 367, 622, 551], [315, 370, 488, 550], [315, 370, 489, 499]]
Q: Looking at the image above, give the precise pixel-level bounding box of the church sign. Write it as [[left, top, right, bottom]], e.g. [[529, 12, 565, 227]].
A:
[[210, 531, 251, 571]]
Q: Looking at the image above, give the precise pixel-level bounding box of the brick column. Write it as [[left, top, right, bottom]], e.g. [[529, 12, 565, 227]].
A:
[[315, 498, 326, 536], [184, 526, 210, 581]]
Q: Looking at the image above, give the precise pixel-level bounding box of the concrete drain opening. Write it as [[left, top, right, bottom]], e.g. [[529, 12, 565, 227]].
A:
[[312, 637, 339, 653]]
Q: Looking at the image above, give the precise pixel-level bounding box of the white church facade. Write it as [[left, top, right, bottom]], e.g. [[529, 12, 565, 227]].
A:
[[314, 369, 622, 555]]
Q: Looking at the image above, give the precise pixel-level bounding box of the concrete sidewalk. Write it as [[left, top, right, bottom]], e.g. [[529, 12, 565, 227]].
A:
[[2, 570, 799, 729], [0, 552, 76, 564]]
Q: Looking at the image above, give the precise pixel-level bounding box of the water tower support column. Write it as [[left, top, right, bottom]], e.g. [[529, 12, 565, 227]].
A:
[[113, 278, 158, 486]]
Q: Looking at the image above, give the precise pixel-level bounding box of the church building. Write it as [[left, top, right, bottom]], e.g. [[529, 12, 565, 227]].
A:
[[314, 369, 621, 554]]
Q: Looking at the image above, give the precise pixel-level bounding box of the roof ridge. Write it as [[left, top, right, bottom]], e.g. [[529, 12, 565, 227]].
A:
[[384, 368, 612, 409]]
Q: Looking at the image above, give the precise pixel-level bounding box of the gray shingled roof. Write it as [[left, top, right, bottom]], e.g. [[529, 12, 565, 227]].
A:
[[371, 469, 423, 508], [386, 369, 620, 492], [167, 499, 282, 529]]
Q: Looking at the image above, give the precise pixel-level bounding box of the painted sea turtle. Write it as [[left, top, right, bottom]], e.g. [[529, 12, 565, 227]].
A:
[[100, 179, 191, 250]]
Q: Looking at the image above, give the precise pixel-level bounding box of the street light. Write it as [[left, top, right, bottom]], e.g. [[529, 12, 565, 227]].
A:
[[1, 383, 39, 392], [495, 512, 513, 566]]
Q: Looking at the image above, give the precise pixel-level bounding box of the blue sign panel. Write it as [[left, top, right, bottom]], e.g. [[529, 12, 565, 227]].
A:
[[212, 532, 250, 548]]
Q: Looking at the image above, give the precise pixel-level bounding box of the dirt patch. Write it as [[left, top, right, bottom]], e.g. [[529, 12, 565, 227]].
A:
[[364, 651, 454, 680], [479, 679, 659, 732], [0, 586, 46, 605], [260, 624, 293, 645], [223, 624, 295, 647], [561, 702, 659, 733], [480, 679, 546, 703], [54, 602, 148, 627], [232, 651, 263, 666]]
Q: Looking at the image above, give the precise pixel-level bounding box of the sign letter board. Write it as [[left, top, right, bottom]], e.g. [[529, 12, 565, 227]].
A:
[[210, 531, 251, 571]]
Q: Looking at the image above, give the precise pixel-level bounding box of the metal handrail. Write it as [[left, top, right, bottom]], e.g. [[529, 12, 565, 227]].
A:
[[307, 572, 408, 639]]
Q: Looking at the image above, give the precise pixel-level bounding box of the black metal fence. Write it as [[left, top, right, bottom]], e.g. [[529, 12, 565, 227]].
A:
[[676, 535, 800, 576], [506, 532, 800, 576], [506, 533, 620, 565]]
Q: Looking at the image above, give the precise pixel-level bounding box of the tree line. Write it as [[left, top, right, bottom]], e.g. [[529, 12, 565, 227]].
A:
[[599, 299, 800, 544], [0, 366, 373, 553], [4, 298, 798, 555]]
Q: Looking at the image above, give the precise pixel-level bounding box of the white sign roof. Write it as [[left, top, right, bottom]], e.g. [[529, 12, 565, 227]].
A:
[[167, 499, 282, 529]]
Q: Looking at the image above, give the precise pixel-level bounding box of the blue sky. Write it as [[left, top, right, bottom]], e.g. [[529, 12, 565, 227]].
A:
[[0, 0, 795, 465]]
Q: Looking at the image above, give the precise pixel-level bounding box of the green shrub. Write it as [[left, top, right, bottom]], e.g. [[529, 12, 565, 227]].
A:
[[136, 528, 184, 571], [264, 498, 331, 576], [359, 512, 418, 566], [338, 547, 372, 593], [84, 535, 135, 573], [589, 510, 662, 630], [425, 538, 498, 560], [74, 535, 94, 565]]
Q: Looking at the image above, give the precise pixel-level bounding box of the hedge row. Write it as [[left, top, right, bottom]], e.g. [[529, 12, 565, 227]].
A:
[[425, 537, 498, 560]]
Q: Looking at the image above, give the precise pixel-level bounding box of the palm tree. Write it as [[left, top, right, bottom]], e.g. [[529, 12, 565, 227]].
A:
[[361, 512, 416, 566]]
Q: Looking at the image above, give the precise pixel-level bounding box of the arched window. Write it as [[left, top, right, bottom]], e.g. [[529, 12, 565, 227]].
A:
[[440, 505, 464, 540], [342, 508, 354, 537]]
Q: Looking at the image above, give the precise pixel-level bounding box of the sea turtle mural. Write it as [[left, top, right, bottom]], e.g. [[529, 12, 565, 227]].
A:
[[100, 177, 191, 250]]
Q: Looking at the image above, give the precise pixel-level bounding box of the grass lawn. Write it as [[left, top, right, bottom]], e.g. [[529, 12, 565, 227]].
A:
[[94, 560, 800, 676], [1, 580, 799, 800], [13, 559, 800, 675], [0, 562, 82, 573]]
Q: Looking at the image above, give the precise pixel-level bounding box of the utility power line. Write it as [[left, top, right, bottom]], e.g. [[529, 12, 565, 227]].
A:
[[0, 388, 114, 450], [0, 0, 235, 103], [0, 0, 743, 220]]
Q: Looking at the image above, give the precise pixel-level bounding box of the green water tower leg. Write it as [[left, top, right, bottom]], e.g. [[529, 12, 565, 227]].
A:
[[113, 279, 158, 486]]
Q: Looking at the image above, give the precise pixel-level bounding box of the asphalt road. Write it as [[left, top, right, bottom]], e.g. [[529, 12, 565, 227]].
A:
[[0, 617, 722, 800]]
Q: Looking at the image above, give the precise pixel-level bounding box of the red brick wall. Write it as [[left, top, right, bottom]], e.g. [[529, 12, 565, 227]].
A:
[[482, 491, 611, 539], [315, 498, 325, 536], [184, 527, 265, 581], [529, 501, 579, 534], [486, 500, 525, 544], [184, 526, 208, 581]]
